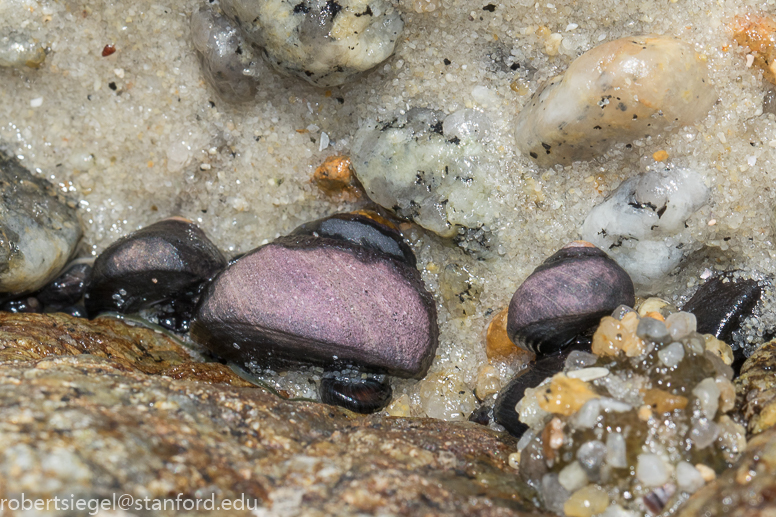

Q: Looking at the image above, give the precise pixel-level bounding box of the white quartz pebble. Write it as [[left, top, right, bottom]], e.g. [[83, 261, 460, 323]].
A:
[[636, 454, 670, 487]]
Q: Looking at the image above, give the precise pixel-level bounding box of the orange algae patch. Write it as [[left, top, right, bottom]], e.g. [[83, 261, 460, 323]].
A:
[[732, 14, 776, 84], [538, 373, 599, 416]]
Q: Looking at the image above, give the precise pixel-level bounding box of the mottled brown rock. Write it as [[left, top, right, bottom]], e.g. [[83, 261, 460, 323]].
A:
[[736, 339, 776, 434], [678, 428, 776, 517], [0, 313, 544, 516]]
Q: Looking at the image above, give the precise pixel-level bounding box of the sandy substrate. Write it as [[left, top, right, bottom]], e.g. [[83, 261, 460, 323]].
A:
[[1, 0, 776, 420]]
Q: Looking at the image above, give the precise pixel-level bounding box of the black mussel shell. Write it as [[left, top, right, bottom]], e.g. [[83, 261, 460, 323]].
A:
[[468, 405, 492, 426], [85, 218, 226, 318], [494, 341, 590, 437], [191, 233, 438, 378], [1, 296, 42, 314], [682, 273, 762, 373], [507, 241, 635, 356], [291, 212, 416, 267], [319, 376, 392, 414], [37, 262, 91, 306]]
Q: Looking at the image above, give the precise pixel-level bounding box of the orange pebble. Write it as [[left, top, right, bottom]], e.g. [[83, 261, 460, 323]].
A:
[[732, 14, 776, 84], [313, 155, 361, 201], [486, 308, 534, 364]]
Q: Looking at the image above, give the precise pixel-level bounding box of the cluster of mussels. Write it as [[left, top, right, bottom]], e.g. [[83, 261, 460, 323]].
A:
[[485, 240, 763, 517], [2, 209, 437, 415]]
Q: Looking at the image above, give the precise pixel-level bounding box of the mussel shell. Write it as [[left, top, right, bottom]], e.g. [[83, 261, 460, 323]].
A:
[[493, 341, 589, 437], [507, 243, 635, 356], [85, 218, 226, 317], [191, 234, 438, 378], [319, 376, 392, 414], [36, 262, 91, 306], [291, 213, 416, 267], [682, 273, 761, 371], [1, 296, 41, 314]]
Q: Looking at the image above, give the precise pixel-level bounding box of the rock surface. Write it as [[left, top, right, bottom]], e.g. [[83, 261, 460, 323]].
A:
[[0, 312, 541, 516], [736, 338, 776, 435], [676, 427, 776, 517]]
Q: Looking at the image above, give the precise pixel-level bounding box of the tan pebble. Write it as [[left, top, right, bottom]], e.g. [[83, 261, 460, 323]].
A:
[[732, 14, 776, 84], [736, 465, 756, 485], [715, 376, 736, 413], [313, 155, 361, 200], [704, 335, 734, 365], [541, 417, 565, 461], [638, 405, 653, 421], [643, 388, 689, 413], [538, 373, 599, 416], [385, 393, 411, 417], [563, 485, 610, 517], [637, 297, 669, 317], [475, 365, 502, 399], [653, 150, 669, 162], [486, 307, 534, 363], [695, 463, 716, 482], [592, 313, 645, 357], [508, 452, 521, 470]]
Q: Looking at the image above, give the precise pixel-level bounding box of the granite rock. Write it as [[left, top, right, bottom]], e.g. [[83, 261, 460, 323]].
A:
[[0, 313, 541, 516]]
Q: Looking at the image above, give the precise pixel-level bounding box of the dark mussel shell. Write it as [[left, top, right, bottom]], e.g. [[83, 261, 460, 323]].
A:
[[681, 272, 762, 372], [1, 296, 42, 313], [507, 241, 635, 356], [319, 376, 392, 414], [85, 218, 227, 318], [36, 262, 91, 307], [191, 232, 438, 378], [291, 211, 416, 267], [493, 343, 588, 437]]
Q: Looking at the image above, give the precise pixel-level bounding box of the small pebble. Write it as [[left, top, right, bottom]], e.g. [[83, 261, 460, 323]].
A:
[[636, 454, 669, 487], [657, 342, 685, 367], [563, 485, 610, 517], [692, 377, 720, 419], [677, 461, 706, 493]]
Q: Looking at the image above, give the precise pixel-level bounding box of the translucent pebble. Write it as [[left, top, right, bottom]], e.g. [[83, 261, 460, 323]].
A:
[[572, 399, 601, 429], [442, 109, 492, 142], [676, 461, 706, 493], [563, 485, 610, 517], [684, 335, 706, 355], [605, 433, 627, 468], [666, 312, 698, 340], [689, 417, 720, 449], [657, 342, 685, 367], [515, 35, 715, 167], [637, 317, 670, 342], [565, 350, 599, 371], [190, 8, 262, 102], [576, 440, 607, 480], [598, 397, 632, 413], [559, 461, 589, 492], [541, 473, 570, 514], [580, 168, 709, 290], [566, 367, 609, 382], [611, 305, 635, 320], [636, 454, 670, 487], [516, 429, 536, 451], [692, 377, 720, 419], [0, 28, 46, 69], [601, 504, 639, 517]]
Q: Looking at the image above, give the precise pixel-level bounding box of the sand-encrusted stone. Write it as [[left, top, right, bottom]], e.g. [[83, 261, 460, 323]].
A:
[[0, 151, 81, 296]]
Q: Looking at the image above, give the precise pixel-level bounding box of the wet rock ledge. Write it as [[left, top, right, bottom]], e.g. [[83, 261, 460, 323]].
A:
[[0, 312, 541, 516]]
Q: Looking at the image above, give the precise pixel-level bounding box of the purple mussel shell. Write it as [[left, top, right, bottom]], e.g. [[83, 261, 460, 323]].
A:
[[191, 234, 438, 378]]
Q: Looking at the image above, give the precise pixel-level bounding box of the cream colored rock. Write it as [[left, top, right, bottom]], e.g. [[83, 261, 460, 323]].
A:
[[515, 35, 716, 167]]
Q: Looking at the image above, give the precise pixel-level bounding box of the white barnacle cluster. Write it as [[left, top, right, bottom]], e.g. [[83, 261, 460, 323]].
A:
[[351, 108, 498, 251], [580, 166, 710, 291]]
